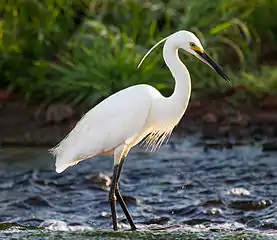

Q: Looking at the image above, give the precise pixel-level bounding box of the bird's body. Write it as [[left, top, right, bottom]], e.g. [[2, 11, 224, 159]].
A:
[[53, 84, 161, 172], [51, 30, 229, 231], [53, 34, 193, 173], [54, 81, 189, 173]]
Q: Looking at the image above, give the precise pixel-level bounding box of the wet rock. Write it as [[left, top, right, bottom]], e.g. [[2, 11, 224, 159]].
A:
[[203, 208, 222, 215], [100, 211, 110, 218], [208, 227, 221, 232], [22, 218, 44, 227], [228, 199, 272, 211], [207, 222, 245, 232], [141, 216, 170, 225], [24, 196, 50, 207], [115, 222, 132, 230], [178, 181, 196, 190], [203, 113, 218, 124], [67, 223, 94, 231], [0, 222, 28, 231], [68, 222, 83, 227], [262, 141, 277, 151], [39, 219, 68, 231], [40, 219, 93, 231], [85, 173, 111, 189], [227, 188, 250, 196], [259, 218, 277, 230], [173, 205, 198, 217], [183, 218, 210, 225], [201, 199, 225, 207], [122, 195, 138, 205], [34, 178, 57, 186]]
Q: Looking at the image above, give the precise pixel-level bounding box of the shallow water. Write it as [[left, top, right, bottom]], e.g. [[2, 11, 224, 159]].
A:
[[0, 135, 277, 238]]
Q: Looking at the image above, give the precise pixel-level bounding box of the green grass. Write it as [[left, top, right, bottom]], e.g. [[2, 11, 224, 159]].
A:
[[1, 229, 274, 240], [2, 0, 277, 104], [0, 223, 274, 240], [41, 20, 172, 105]]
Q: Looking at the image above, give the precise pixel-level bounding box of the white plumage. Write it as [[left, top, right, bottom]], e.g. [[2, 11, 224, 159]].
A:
[[50, 30, 229, 231], [51, 83, 174, 172], [50, 30, 229, 174], [51, 85, 152, 172]]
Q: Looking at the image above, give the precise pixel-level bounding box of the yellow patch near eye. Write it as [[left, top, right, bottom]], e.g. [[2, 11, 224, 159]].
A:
[[191, 44, 204, 53]]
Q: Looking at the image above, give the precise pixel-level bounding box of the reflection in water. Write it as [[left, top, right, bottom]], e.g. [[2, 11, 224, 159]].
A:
[[0, 135, 276, 231]]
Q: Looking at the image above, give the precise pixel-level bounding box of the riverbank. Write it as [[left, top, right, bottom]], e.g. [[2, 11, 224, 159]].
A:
[[1, 224, 275, 240], [1, 87, 277, 148]]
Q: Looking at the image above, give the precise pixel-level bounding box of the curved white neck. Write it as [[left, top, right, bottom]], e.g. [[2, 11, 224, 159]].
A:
[[163, 39, 191, 114]]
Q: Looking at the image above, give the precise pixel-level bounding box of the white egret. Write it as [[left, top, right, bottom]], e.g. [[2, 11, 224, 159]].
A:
[[50, 30, 230, 231]]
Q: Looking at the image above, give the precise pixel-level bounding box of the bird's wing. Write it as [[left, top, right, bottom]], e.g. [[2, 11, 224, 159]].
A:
[[51, 85, 152, 172]]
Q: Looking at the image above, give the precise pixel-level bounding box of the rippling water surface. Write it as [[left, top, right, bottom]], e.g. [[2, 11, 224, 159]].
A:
[[0, 135, 277, 238]]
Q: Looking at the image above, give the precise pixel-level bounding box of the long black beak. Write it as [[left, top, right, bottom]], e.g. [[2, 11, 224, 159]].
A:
[[198, 51, 230, 83]]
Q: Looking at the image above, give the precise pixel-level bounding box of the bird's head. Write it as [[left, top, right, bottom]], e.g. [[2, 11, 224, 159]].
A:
[[172, 30, 230, 82], [138, 30, 230, 83], [168, 30, 204, 56]]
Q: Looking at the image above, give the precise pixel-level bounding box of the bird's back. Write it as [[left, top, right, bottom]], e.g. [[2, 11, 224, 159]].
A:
[[51, 84, 160, 173]]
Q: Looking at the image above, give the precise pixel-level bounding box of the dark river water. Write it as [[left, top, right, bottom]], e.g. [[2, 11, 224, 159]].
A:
[[0, 135, 277, 235]]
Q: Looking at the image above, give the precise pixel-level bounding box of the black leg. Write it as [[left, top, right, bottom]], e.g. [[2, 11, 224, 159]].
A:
[[109, 164, 119, 231], [115, 186, 137, 230], [115, 157, 137, 230]]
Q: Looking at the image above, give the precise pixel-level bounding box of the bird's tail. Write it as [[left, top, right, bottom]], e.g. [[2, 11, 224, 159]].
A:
[[49, 146, 75, 173], [49, 146, 90, 173], [55, 161, 69, 173]]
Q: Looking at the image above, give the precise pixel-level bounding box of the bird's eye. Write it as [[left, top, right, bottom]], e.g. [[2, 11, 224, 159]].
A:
[[190, 42, 195, 47]]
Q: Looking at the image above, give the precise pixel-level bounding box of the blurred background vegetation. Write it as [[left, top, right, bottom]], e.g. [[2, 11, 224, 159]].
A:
[[1, 0, 277, 106]]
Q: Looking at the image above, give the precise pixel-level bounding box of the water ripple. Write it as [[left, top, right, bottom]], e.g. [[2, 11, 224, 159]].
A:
[[0, 137, 277, 231]]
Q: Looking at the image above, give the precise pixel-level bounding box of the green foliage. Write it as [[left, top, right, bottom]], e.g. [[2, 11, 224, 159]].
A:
[[0, 0, 90, 90], [230, 66, 277, 96], [0, 227, 270, 240], [1, 0, 277, 104], [44, 21, 171, 105], [89, 0, 169, 45]]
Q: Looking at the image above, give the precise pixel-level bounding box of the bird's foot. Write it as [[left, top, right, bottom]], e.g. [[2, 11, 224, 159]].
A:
[[130, 226, 137, 231]]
